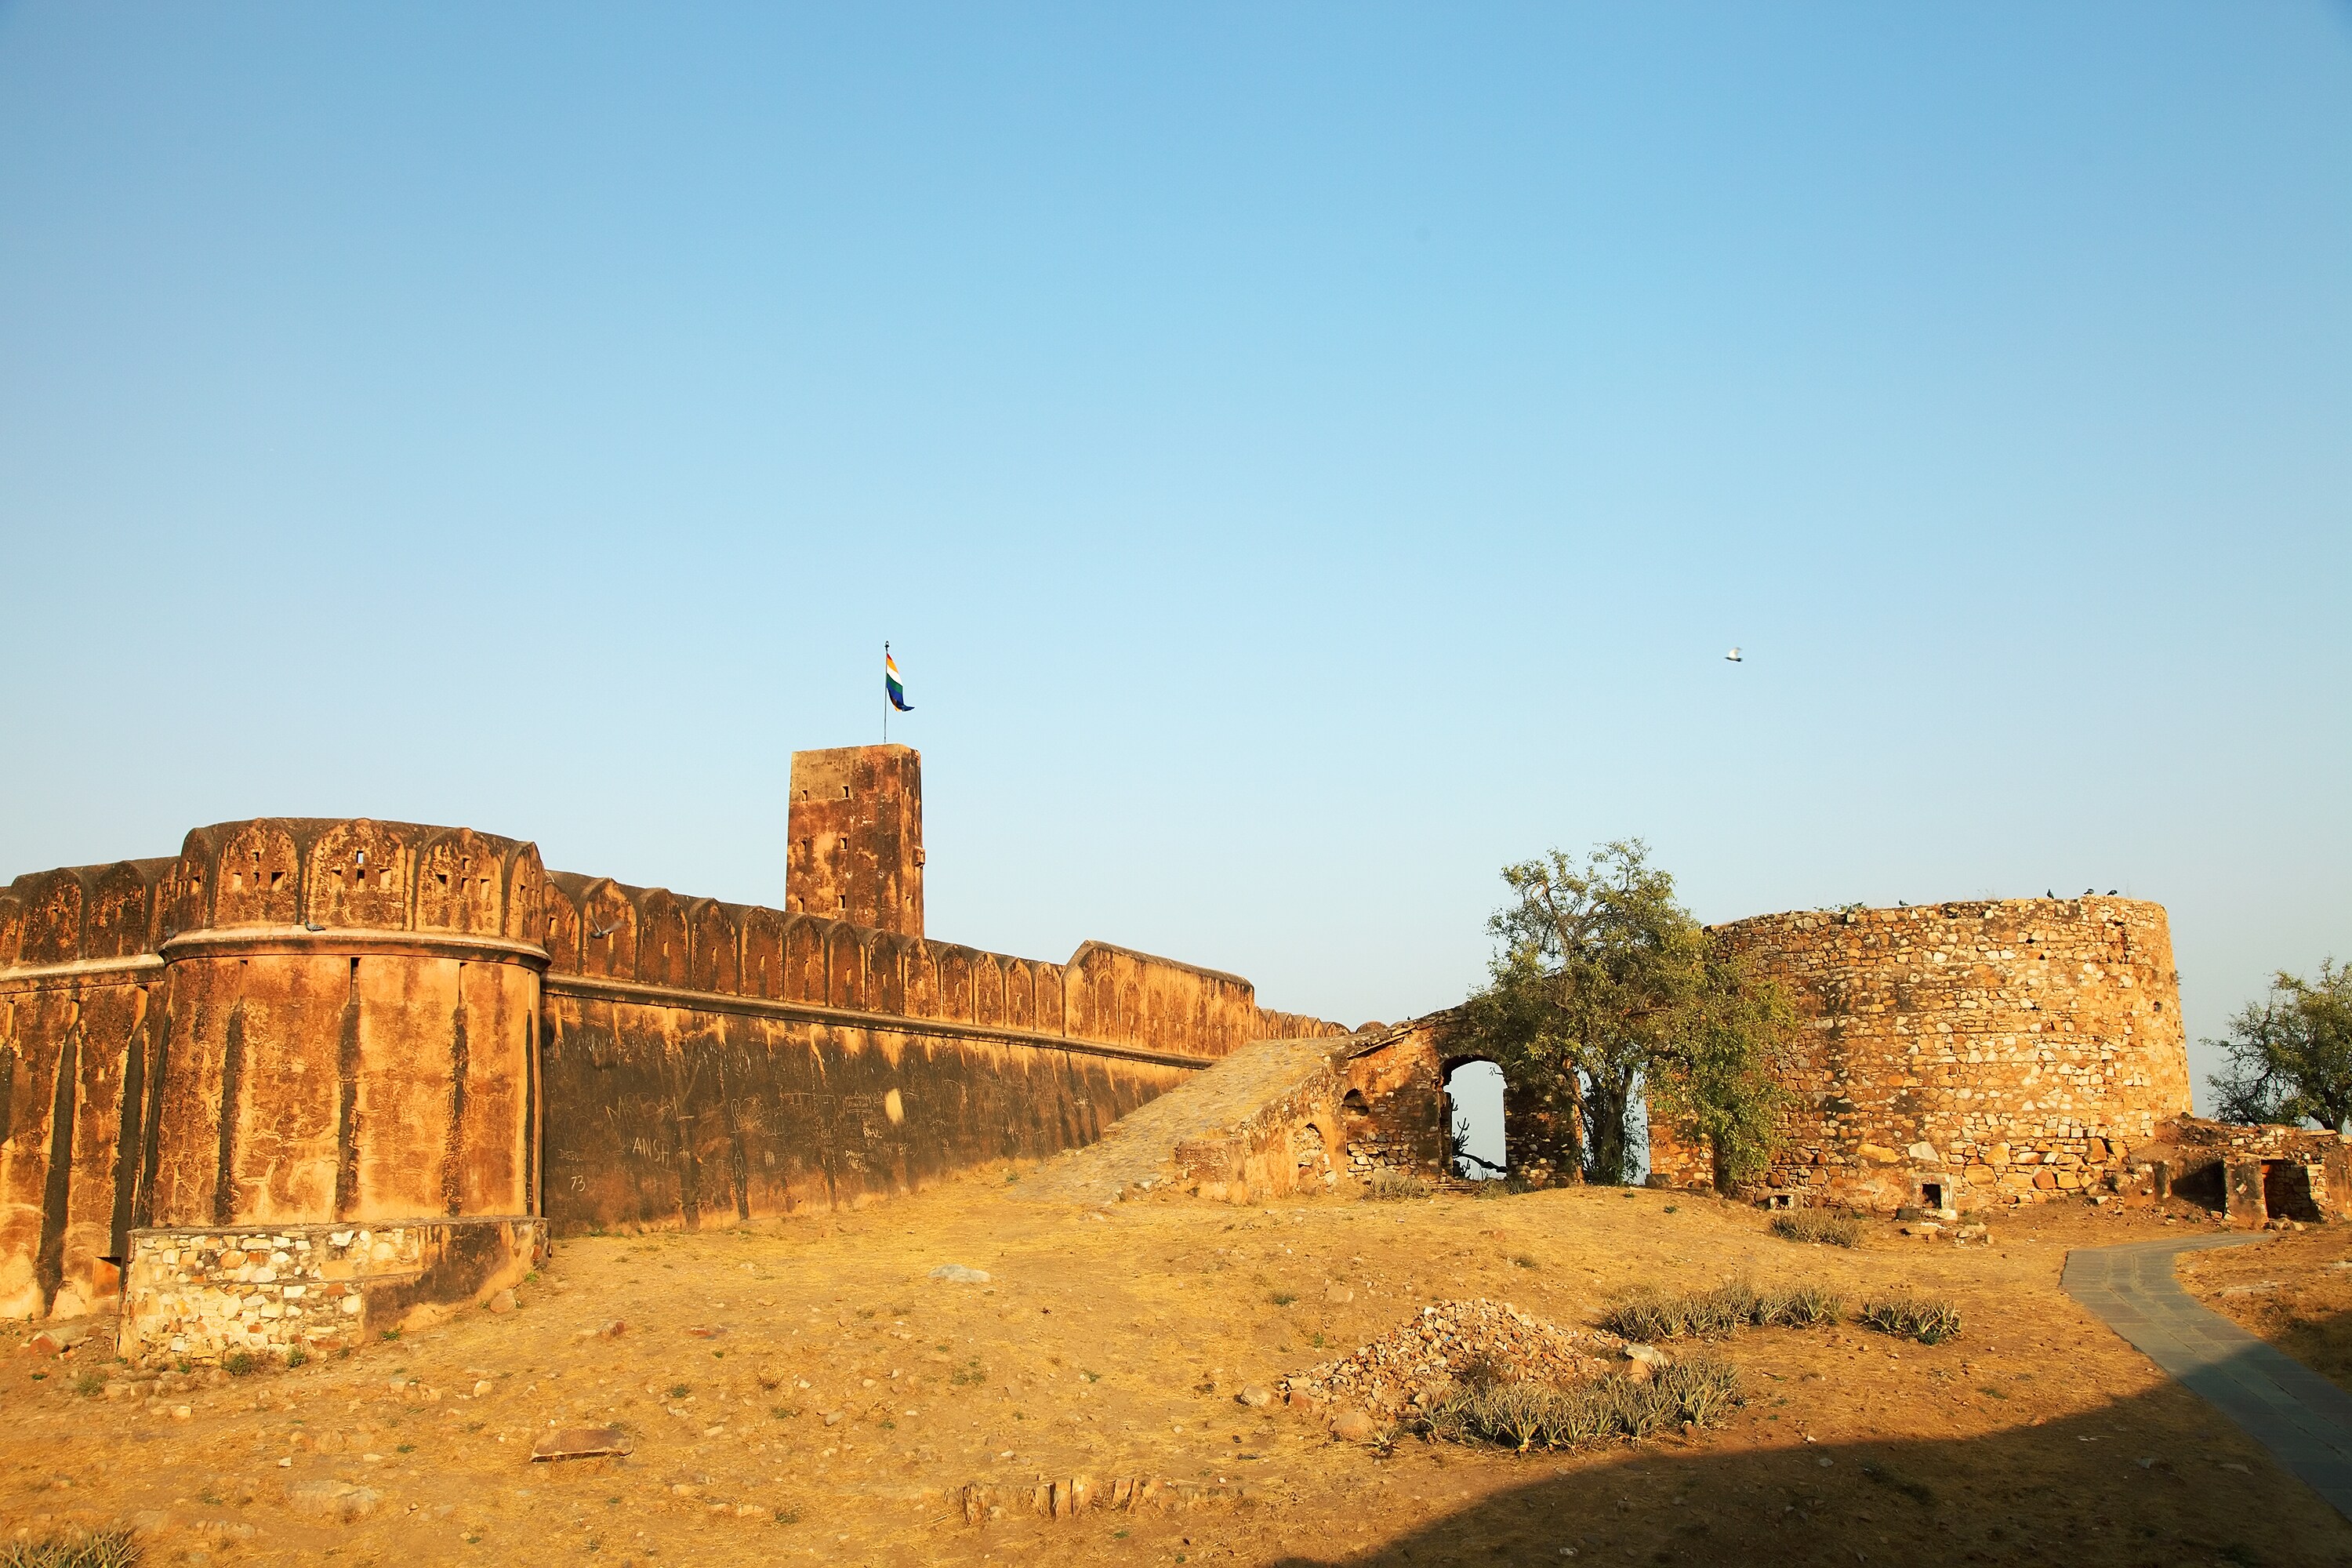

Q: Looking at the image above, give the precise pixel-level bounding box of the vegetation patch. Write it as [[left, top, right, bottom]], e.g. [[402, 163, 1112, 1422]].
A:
[[1418, 1358, 1743, 1451], [1363, 1170, 1431, 1202], [1859, 1294, 1963, 1345], [1769, 1209, 1864, 1247], [0, 1526, 142, 1567], [1600, 1280, 1842, 1341]]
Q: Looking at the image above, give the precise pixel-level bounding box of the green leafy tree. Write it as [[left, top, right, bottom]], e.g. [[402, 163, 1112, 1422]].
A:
[[1453, 840, 1793, 1186], [2207, 960, 2352, 1131]]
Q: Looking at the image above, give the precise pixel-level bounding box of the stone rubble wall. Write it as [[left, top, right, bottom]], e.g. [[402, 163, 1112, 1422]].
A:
[[1650, 897, 2190, 1211], [117, 1215, 546, 1366]]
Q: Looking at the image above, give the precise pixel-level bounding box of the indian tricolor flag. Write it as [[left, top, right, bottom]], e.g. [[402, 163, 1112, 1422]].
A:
[[885, 648, 913, 713]]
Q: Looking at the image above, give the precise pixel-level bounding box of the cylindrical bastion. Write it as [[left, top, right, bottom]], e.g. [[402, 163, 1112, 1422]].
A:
[[1650, 897, 2189, 1210]]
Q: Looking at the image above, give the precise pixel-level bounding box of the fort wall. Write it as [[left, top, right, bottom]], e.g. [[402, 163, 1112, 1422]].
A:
[[0, 759, 1344, 1330], [1648, 897, 2190, 1210]]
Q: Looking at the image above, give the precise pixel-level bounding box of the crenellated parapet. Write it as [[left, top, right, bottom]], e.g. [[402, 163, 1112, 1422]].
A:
[[0, 783, 1343, 1330]]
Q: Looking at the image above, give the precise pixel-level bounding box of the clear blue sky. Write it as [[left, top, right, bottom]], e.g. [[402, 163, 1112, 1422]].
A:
[[4, 4, 2347, 1107]]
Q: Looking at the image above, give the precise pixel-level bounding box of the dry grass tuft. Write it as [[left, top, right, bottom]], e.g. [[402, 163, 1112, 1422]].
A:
[[1419, 1359, 1743, 1451], [1599, 1280, 1842, 1341], [1859, 1294, 1963, 1345], [1769, 1209, 1864, 1247], [0, 1526, 142, 1567], [1363, 1170, 1432, 1202]]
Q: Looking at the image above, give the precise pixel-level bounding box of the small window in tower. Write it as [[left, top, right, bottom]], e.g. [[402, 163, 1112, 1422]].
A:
[[841, 786, 851, 799], [840, 837, 851, 852], [837, 895, 847, 909]]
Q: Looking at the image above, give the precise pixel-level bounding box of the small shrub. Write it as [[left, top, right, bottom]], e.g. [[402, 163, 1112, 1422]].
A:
[[223, 1351, 256, 1377], [1420, 1358, 1742, 1452], [1751, 1281, 1842, 1327], [71, 1371, 104, 1398], [771, 1404, 800, 1419], [950, 1359, 988, 1387], [378, 1329, 401, 1343], [1769, 1209, 1863, 1247], [285, 1347, 308, 1370], [0, 1525, 143, 1567], [1511, 1255, 1539, 1271], [1269, 1291, 1298, 1307], [1472, 1179, 1508, 1200], [1601, 1280, 1843, 1341], [1363, 1170, 1431, 1202], [1859, 1295, 1962, 1345], [667, 1383, 691, 1399]]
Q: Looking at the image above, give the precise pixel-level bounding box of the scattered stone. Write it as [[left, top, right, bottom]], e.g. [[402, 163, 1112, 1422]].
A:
[[929, 1265, 991, 1284], [473, 1379, 494, 1397], [687, 1325, 728, 1338], [822, 1410, 844, 1427], [485, 1290, 517, 1315], [1282, 1300, 1615, 1418], [1323, 1283, 1356, 1305], [22, 1321, 94, 1357], [1236, 1385, 1274, 1409], [1329, 1409, 1379, 1443], [286, 1480, 381, 1521], [1621, 1344, 1669, 1370], [532, 1425, 633, 1461]]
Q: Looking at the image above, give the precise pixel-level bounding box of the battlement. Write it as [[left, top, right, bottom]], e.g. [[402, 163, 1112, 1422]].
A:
[[0, 754, 1345, 1328]]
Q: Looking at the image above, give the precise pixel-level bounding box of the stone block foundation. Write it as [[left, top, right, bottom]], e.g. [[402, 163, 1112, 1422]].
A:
[[117, 1215, 548, 1367]]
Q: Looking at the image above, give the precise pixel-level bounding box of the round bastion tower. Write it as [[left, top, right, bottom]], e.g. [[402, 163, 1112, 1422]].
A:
[[118, 818, 550, 1360], [1649, 897, 2189, 1210]]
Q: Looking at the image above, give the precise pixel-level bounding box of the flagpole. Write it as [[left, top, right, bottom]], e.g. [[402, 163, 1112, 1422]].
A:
[[883, 641, 888, 745]]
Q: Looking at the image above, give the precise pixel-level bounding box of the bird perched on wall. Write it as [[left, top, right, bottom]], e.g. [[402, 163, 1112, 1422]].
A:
[[2084, 887, 2095, 896], [589, 918, 619, 940], [1724, 647, 1743, 662]]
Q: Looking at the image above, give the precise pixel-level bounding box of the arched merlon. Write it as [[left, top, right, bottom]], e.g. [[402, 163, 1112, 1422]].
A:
[[0, 815, 1345, 1319]]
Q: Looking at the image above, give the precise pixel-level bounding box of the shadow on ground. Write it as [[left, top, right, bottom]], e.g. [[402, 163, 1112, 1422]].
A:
[[1269, 1338, 2352, 1568]]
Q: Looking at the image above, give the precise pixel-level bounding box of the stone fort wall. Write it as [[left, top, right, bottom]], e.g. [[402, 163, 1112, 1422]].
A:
[[1649, 897, 2190, 1210], [0, 765, 1342, 1330]]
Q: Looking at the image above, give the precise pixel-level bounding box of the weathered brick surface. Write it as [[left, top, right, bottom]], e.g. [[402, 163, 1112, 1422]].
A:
[[1649, 898, 2189, 1210]]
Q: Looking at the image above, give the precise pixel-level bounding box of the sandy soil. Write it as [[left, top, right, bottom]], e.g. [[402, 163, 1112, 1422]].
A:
[[4, 1177, 2348, 1568], [2177, 1222, 2352, 1397]]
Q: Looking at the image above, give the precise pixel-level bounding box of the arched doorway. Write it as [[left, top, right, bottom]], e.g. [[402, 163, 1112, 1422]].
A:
[[1443, 1059, 1506, 1181]]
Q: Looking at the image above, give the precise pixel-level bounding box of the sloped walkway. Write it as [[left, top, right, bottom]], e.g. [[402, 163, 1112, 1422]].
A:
[[2063, 1234, 2352, 1520], [1018, 1034, 1356, 1207]]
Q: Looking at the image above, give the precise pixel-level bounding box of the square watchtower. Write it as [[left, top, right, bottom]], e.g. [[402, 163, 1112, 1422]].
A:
[[784, 745, 924, 937]]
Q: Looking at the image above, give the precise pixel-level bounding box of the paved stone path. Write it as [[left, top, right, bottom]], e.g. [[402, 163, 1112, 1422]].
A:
[[2064, 1233, 2352, 1519]]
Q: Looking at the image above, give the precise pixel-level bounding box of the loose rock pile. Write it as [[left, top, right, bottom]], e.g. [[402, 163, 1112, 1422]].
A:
[[1280, 1300, 1617, 1417]]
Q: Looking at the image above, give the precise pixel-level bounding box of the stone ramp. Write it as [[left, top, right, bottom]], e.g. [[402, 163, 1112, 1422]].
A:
[[2064, 1234, 2352, 1521], [1019, 1034, 1363, 1207]]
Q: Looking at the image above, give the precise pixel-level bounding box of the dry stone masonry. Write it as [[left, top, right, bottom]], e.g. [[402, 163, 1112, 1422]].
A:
[[1650, 898, 2190, 1210], [118, 1217, 546, 1367]]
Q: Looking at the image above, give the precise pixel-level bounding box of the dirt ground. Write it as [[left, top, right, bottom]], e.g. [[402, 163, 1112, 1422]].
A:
[[2177, 1222, 2352, 1396], [5, 1175, 2350, 1568]]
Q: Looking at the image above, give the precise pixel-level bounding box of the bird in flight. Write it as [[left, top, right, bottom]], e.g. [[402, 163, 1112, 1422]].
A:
[[1725, 647, 1743, 662]]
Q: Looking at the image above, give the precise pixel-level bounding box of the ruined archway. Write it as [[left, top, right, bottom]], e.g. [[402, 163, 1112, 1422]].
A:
[[1443, 1058, 1506, 1181]]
